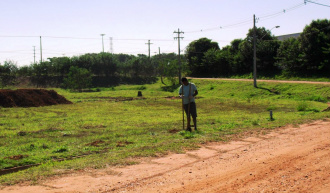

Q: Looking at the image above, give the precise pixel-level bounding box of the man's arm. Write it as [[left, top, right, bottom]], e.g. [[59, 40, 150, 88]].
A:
[[192, 84, 198, 97], [193, 90, 198, 97]]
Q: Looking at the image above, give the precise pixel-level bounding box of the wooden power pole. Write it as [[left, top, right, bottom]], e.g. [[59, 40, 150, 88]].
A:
[[253, 14, 257, 88], [145, 40, 153, 59], [174, 28, 184, 84]]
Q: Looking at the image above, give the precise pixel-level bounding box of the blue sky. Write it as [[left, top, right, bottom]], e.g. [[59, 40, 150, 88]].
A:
[[0, 0, 329, 66]]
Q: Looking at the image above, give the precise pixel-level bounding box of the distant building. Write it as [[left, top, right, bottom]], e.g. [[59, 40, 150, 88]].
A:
[[276, 33, 301, 41]]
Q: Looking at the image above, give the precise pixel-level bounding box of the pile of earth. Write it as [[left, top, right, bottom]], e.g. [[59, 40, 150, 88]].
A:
[[0, 89, 72, 108]]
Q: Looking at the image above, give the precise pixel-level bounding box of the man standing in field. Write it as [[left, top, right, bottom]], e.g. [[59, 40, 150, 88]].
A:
[[179, 77, 198, 131]]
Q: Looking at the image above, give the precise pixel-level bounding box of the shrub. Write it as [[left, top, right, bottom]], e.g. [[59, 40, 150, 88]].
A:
[[62, 66, 92, 92], [297, 101, 308, 111]]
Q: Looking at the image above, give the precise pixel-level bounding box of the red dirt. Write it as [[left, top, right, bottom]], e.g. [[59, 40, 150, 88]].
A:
[[189, 77, 330, 85], [4, 155, 28, 161], [116, 141, 134, 147], [0, 89, 72, 107], [86, 140, 105, 147], [1, 119, 329, 193]]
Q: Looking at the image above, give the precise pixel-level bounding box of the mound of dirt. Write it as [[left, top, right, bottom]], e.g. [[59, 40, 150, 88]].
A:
[[0, 89, 72, 108]]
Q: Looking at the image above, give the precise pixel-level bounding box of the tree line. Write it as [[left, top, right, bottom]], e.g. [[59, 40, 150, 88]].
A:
[[1, 19, 329, 89], [0, 52, 180, 88], [185, 19, 330, 78]]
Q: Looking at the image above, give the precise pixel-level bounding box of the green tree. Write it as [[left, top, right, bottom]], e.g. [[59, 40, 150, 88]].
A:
[[29, 61, 53, 87], [116, 54, 134, 77], [17, 65, 32, 77], [99, 53, 118, 77], [276, 38, 302, 76], [201, 48, 221, 77], [257, 40, 281, 74], [220, 39, 244, 75], [63, 66, 92, 91], [185, 38, 220, 76], [0, 60, 18, 88], [48, 56, 72, 77], [240, 27, 280, 76], [161, 59, 180, 86], [151, 53, 180, 85], [322, 43, 330, 72], [129, 55, 148, 77], [299, 19, 330, 75]]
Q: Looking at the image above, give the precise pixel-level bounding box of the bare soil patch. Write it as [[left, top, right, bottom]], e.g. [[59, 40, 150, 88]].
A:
[[116, 141, 134, 147], [92, 96, 146, 102], [1, 119, 330, 193], [0, 89, 72, 108], [168, 129, 180, 133], [86, 140, 105, 147], [164, 96, 202, 100], [4, 155, 28, 161]]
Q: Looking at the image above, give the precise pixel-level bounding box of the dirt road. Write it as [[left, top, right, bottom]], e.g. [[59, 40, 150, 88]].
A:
[[188, 77, 330, 85], [1, 119, 330, 193]]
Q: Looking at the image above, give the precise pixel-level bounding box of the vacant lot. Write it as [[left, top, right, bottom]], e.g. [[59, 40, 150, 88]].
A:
[[0, 79, 329, 186]]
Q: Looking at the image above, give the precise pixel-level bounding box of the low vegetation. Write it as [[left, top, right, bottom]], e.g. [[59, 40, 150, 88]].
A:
[[0, 79, 329, 185]]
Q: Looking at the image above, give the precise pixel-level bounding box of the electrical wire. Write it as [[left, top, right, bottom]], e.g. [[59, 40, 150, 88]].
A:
[[186, 2, 308, 34], [0, 1, 324, 41], [0, 35, 39, 38], [305, 0, 330, 7], [0, 1, 328, 65]]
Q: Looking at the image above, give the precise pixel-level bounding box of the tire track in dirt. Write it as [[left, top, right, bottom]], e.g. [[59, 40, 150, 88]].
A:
[[107, 120, 330, 193], [171, 140, 330, 193]]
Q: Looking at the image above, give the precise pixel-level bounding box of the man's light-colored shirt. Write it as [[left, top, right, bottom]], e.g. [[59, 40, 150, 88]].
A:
[[179, 83, 197, 105]]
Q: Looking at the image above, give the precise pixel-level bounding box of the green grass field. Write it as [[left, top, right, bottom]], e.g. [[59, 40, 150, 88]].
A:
[[0, 78, 329, 185]]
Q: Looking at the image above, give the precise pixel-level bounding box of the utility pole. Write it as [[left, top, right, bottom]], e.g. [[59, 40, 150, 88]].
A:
[[253, 15, 257, 88], [145, 40, 153, 59], [159, 47, 166, 85], [110, 37, 113, 53], [100, 34, 105, 52], [40, 36, 43, 64], [174, 28, 184, 84], [33, 46, 36, 64]]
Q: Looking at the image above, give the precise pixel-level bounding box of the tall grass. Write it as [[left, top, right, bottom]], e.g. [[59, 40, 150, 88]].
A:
[[0, 79, 329, 185]]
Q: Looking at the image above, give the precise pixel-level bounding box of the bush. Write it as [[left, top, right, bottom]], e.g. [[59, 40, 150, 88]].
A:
[[297, 101, 308, 111], [62, 66, 92, 91]]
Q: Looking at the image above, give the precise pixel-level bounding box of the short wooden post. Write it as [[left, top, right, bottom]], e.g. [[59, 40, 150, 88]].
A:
[[270, 110, 273, 120]]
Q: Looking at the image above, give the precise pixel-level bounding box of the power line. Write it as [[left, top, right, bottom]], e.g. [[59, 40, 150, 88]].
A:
[[0, 35, 187, 43], [0, 50, 32, 53], [0, 2, 327, 65], [4, 24, 328, 58], [0, 3, 307, 39], [0, 35, 39, 38], [186, 2, 307, 34], [304, 0, 330, 7], [0, 1, 325, 42]]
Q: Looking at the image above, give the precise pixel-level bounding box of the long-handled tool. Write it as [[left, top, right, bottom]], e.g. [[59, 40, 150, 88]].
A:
[[187, 83, 191, 130], [182, 83, 185, 131]]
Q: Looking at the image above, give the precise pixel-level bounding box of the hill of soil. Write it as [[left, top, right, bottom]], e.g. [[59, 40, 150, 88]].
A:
[[0, 89, 72, 108]]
